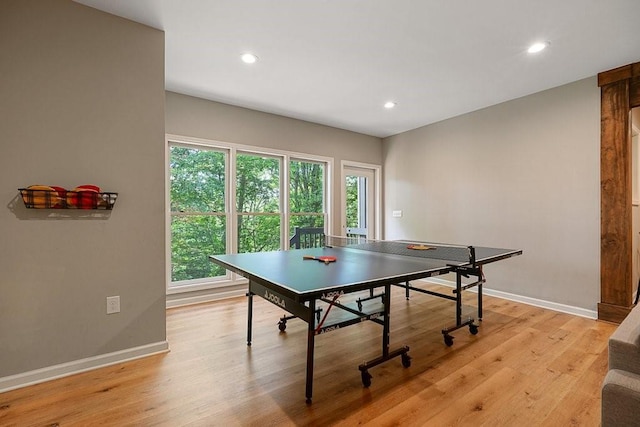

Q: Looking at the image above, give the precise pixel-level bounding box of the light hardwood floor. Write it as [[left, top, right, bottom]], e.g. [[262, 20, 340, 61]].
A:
[[0, 284, 616, 426]]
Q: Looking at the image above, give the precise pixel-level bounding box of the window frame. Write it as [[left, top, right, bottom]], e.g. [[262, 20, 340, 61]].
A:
[[235, 150, 282, 254], [167, 141, 231, 290], [288, 157, 327, 243], [166, 134, 333, 294]]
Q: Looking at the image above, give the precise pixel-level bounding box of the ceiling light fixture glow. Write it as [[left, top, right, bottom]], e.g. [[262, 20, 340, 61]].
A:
[[384, 101, 397, 109], [241, 53, 258, 64], [527, 41, 549, 54]]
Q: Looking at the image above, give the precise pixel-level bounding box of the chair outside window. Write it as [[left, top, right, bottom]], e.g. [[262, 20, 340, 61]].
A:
[[289, 226, 325, 249], [279, 227, 326, 331]]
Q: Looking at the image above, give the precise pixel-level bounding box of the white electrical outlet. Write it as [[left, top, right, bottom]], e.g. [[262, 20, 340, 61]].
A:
[[392, 210, 403, 218], [106, 296, 120, 314]]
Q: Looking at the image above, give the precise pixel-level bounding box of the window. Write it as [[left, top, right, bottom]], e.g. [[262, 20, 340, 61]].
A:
[[289, 159, 325, 238], [344, 166, 375, 239], [169, 145, 228, 284], [236, 152, 281, 253], [167, 137, 331, 291], [345, 175, 363, 229]]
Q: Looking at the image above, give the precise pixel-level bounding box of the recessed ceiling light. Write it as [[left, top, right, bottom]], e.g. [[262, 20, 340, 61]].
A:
[[384, 101, 397, 109], [241, 53, 258, 64], [527, 41, 549, 54]]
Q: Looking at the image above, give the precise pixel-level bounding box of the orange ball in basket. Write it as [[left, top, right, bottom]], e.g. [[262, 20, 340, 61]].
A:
[[23, 185, 61, 208], [67, 184, 101, 209]]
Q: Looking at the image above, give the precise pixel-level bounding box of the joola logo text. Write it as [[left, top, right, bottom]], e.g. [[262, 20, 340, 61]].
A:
[[264, 290, 286, 308], [321, 290, 344, 299]]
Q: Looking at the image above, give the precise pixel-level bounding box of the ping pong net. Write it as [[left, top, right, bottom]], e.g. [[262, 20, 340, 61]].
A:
[[324, 235, 476, 265]]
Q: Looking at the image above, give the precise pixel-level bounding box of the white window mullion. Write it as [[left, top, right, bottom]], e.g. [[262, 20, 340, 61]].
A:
[[229, 146, 237, 255], [282, 154, 290, 250], [324, 160, 332, 236]]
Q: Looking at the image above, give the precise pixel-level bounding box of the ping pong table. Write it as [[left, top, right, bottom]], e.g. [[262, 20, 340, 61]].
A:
[[209, 236, 521, 403]]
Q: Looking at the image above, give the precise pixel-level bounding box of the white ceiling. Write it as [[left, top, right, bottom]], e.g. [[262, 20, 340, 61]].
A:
[[76, 0, 640, 138]]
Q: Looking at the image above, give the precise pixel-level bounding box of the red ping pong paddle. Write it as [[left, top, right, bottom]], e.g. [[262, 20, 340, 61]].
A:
[[303, 255, 337, 264]]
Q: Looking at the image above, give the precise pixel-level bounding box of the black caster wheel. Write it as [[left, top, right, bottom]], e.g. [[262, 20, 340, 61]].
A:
[[469, 324, 479, 335], [401, 353, 412, 368], [361, 370, 372, 387], [278, 320, 287, 332], [444, 334, 454, 347]]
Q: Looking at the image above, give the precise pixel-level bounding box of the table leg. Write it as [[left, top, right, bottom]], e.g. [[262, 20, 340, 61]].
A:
[[477, 266, 483, 320], [247, 291, 253, 346], [305, 298, 316, 404], [456, 272, 462, 326], [382, 284, 391, 358], [358, 284, 410, 387]]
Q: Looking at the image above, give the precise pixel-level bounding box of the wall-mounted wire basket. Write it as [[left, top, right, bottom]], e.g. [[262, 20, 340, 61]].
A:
[[18, 188, 118, 210]]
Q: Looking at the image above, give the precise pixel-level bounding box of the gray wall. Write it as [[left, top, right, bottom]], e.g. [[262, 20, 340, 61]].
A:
[[383, 77, 600, 311], [0, 0, 166, 380], [166, 91, 382, 237]]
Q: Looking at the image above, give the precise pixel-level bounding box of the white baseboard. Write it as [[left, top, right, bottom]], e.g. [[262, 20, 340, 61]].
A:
[[167, 278, 598, 316], [415, 278, 598, 319], [166, 287, 246, 309], [0, 341, 169, 393]]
